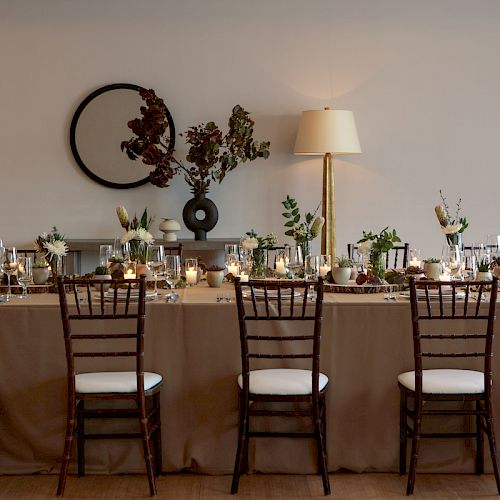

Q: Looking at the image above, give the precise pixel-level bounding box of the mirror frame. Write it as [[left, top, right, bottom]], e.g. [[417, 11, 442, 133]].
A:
[[70, 83, 176, 189]]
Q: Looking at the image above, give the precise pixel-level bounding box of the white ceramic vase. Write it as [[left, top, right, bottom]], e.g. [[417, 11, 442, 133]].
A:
[[424, 262, 442, 280], [159, 218, 181, 242], [476, 271, 493, 281], [332, 267, 351, 285]]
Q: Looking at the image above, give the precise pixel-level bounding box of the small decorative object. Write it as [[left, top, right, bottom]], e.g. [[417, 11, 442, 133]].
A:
[[159, 218, 181, 242], [423, 258, 442, 280], [34, 227, 68, 279], [242, 230, 277, 278], [319, 255, 332, 278], [93, 266, 112, 291], [185, 258, 198, 285], [332, 255, 354, 285], [477, 258, 493, 281], [32, 260, 50, 285], [281, 195, 323, 260], [274, 249, 288, 276], [116, 206, 154, 264], [108, 256, 126, 279], [357, 227, 401, 281], [409, 248, 421, 268], [384, 270, 405, 285], [226, 254, 240, 277], [435, 190, 468, 247], [123, 261, 137, 279], [121, 89, 271, 240], [206, 265, 225, 288]]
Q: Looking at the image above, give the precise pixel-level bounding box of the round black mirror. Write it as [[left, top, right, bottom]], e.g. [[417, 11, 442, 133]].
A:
[[70, 83, 175, 189]]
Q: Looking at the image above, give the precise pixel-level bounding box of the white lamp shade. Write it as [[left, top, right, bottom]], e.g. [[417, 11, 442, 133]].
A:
[[294, 109, 362, 155]]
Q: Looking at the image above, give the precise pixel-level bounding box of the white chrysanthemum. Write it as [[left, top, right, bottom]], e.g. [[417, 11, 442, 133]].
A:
[[242, 237, 258, 250], [267, 233, 278, 245], [44, 240, 68, 257], [293, 227, 307, 240], [441, 223, 462, 235], [136, 228, 153, 244], [121, 229, 137, 245], [357, 240, 373, 256]]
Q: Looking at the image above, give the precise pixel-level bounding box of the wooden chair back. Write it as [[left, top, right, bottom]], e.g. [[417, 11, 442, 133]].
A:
[[57, 276, 147, 395], [347, 242, 409, 269], [409, 277, 498, 396], [234, 278, 324, 395]]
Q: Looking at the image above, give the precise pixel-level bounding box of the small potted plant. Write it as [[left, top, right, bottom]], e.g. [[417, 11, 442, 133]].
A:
[[93, 266, 112, 291], [206, 265, 225, 288], [423, 258, 442, 280], [477, 259, 493, 281], [32, 260, 50, 285], [332, 256, 355, 285]]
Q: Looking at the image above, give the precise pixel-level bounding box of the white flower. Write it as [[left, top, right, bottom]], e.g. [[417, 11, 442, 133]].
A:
[[242, 237, 258, 250], [136, 228, 153, 244], [44, 240, 68, 257], [357, 240, 373, 256], [121, 229, 137, 245], [441, 223, 462, 235]]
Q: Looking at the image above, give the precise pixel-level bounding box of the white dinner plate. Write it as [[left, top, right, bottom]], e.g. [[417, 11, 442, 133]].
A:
[[399, 290, 465, 301]]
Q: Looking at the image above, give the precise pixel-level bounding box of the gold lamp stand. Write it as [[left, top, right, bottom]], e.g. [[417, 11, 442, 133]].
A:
[[322, 152, 336, 259]]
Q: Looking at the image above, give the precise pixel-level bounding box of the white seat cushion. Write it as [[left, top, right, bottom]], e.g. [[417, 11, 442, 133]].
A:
[[398, 369, 484, 394], [237, 368, 328, 395], [76, 371, 162, 394]]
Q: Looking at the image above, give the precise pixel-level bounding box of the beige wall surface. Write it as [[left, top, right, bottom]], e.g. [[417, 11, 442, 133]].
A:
[[1, 0, 499, 258]]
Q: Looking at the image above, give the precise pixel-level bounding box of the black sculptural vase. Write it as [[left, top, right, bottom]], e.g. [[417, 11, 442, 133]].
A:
[[182, 191, 218, 241]]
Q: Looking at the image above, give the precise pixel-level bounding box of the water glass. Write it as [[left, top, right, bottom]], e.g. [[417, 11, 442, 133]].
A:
[[99, 245, 113, 267], [305, 255, 320, 280], [441, 245, 463, 280], [147, 245, 165, 293], [16, 256, 32, 299]]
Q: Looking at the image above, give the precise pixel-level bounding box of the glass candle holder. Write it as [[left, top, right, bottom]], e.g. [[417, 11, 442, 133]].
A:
[[275, 249, 288, 275], [185, 258, 198, 285], [124, 261, 137, 280], [409, 248, 421, 269], [305, 255, 320, 280], [99, 245, 113, 267], [319, 255, 332, 277], [226, 253, 240, 276]]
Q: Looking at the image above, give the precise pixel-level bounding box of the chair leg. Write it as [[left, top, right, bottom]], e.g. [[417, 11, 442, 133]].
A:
[[242, 404, 250, 475], [406, 409, 421, 496], [231, 392, 248, 494], [152, 393, 162, 476], [399, 389, 407, 475], [484, 399, 500, 494], [139, 401, 157, 496], [476, 400, 484, 475], [313, 399, 330, 496], [57, 400, 77, 496], [77, 401, 85, 477]]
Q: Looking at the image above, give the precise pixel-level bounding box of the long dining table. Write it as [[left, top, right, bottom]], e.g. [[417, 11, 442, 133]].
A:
[[1, 282, 498, 476]]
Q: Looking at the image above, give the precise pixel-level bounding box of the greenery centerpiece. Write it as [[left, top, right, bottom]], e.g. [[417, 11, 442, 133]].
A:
[[357, 227, 401, 281], [434, 190, 468, 246], [116, 206, 154, 264], [242, 230, 278, 278], [281, 195, 324, 260], [34, 227, 68, 279], [121, 89, 271, 240]]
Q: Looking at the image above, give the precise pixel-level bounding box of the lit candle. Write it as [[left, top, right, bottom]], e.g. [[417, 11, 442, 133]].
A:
[[238, 272, 249, 282], [186, 267, 198, 285], [410, 258, 421, 268], [319, 265, 331, 277], [275, 259, 286, 274], [125, 269, 136, 279], [227, 264, 239, 276]]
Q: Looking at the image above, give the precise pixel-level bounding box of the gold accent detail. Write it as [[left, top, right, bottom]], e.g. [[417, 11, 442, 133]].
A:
[[321, 153, 336, 260]]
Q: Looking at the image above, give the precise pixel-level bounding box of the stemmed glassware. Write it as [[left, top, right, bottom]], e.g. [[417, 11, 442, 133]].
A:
[[441, 245, 463, 280], [147, 245, 165, 293], [305, 255, 320, 280], [16, 256, 32, 299], [1, 247, 18, 298], [164, 255, 181, 301]]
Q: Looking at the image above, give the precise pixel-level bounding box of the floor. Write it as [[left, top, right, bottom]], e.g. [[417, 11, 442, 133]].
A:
[[0, 473, 498, 499]]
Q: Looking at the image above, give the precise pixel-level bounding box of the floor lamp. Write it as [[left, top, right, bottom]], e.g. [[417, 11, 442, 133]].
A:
[[294, 108, 361, 260]]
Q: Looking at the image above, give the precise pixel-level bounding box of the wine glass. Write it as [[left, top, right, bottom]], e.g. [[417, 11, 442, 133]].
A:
[[441, 245, 463, 280], [16, 256, 32, 299], [164, 255, 181, 300], [147, 245, 165, 293], [305, 255, 320, 280], [1, 247, 18, 298]]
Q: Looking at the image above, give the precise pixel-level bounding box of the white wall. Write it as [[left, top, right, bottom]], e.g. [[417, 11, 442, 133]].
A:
[[1, 0, 499, 259]]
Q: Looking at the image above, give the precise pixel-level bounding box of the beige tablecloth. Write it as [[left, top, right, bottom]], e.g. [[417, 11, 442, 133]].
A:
[[0, 284, 496, 474]]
